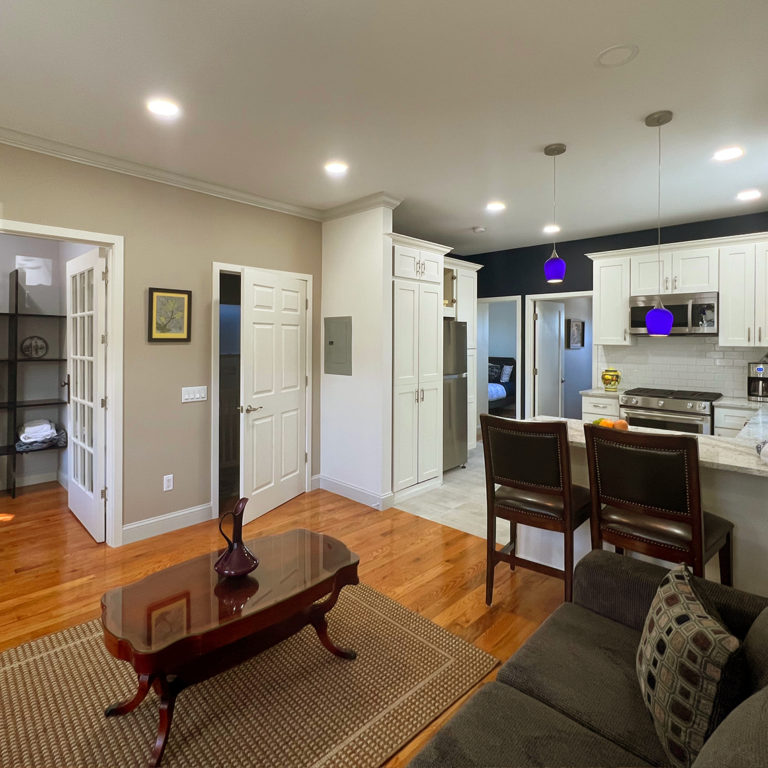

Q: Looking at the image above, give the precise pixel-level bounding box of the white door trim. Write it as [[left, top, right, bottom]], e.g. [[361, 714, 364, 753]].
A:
[[524, 290, 593, 419], [210, 261, 313, 518], [478, 295, 522, 420], [0, 218, 124, 547]]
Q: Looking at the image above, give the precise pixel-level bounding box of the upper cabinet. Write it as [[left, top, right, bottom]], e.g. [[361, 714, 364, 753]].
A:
[[593, 257, 631, 345], [719, 242, 768, 347], [629, 247, 718, 296], [393, 243, 442, 283]]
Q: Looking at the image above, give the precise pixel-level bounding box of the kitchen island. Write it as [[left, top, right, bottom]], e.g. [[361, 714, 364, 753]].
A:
[[518, 410, 768, 596]]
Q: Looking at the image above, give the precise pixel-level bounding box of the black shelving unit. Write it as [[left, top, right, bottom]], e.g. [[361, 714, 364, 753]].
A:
[[3, 270, 68, 497]]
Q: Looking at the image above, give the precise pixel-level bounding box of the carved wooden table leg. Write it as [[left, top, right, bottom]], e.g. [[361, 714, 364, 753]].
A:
[[148, 676, 179, 768], [105, 672, 154, 717], [309, 582, 356, 660]]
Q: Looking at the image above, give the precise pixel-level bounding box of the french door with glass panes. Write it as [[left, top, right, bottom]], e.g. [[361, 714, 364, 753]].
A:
[[66, 248, 106, 542]]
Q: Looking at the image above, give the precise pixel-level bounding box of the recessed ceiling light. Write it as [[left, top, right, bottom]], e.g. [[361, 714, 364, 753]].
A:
[[472, 226, 487, 234], [486, 201, 506, 212], [543, 224, 561, 235], [324, 161, 348, 177], [146, 98, 181, 119], [596, 44, 639, 68], [713, 146, 744, 162], [736, 189, 761, 201]]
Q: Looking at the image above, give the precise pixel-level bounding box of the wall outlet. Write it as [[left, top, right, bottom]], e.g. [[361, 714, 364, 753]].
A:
[[163, 474, 173, 491]]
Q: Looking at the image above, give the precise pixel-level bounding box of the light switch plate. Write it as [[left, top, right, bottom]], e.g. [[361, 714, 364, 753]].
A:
[[181, 385, 208, 402]]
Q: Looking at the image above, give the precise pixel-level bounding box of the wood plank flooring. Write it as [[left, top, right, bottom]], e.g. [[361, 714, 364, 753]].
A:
[[0, 483, 562, 767]]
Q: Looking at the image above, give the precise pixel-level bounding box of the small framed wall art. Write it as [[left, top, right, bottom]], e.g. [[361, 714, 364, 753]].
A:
[[148, 287, 192, 342], [566, 318, 585, 349]]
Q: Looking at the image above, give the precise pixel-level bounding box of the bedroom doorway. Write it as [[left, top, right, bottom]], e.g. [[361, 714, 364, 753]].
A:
[[477, 296, 522, 427]]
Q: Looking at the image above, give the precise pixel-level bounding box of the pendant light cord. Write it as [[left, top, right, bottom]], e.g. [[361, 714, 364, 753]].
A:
[[552, 154, 557, 249], [657, 123, 662, 297]]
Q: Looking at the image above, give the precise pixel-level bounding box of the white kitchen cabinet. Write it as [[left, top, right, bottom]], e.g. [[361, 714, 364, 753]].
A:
[[593, 257, 631, 345], [393, 244, 441, 283], [466, 348, 477, 450], [456, 270, 478, 348], [719, 243, 756, 347], [755, 242, 768, 347], [630, 248, 718, 296], [630, 251, 671, 296], [392, 278, 442, 492], [672, 248, 718, 293], [581, 395, 620, 422]]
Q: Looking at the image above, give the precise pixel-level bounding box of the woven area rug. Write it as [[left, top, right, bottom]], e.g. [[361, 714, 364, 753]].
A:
[[0, 583, 497, 768]]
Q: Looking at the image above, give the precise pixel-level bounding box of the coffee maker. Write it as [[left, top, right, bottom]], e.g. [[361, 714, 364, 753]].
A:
[[748, 355, 768, 402]]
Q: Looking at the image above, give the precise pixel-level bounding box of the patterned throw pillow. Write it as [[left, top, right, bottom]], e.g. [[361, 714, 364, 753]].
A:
[[488, 363, 502, 382], [637, 566, 743, 767], [500, 364, 513, 383]]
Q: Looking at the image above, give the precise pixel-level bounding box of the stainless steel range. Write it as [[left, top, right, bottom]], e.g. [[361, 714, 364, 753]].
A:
[[619, 388, 722, 435]]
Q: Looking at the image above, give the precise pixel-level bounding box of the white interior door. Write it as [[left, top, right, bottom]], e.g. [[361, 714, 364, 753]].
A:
[[66, 248, 106, 542], [240, 268, 307, 523], [534, 301, 564, 417]]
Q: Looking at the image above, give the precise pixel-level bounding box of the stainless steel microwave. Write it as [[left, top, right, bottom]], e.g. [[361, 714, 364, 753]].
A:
[[629, 292, 718, 335]]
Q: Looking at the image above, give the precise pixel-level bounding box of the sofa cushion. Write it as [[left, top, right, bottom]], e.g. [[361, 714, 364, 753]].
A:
[[637, 566, 745, 768], [406, 681, 655, 768], [743, 607, 768, 692], [692, 685, 768, 768], [496, 602, 669, 766]]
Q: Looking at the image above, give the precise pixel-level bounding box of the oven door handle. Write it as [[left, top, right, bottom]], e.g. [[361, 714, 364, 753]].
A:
[[620, 408, 709, 424]]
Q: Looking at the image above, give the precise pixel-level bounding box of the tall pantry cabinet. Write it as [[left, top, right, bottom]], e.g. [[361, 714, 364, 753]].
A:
[[391, 234, 452, 495]]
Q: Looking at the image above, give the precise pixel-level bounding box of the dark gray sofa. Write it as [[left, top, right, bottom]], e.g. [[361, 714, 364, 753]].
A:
[[409, 550, 768, 768]]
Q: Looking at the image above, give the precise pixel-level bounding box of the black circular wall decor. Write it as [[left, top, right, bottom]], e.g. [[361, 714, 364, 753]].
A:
[[21, 335, 48, 359]]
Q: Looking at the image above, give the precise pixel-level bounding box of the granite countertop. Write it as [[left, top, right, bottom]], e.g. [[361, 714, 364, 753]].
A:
[[532, 416, 768, 478], [579, 388, 623, 399]]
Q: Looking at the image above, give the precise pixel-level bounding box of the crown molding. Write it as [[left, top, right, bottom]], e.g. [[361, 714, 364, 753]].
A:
[[320, 192, 402, 221], [0, 126, 324, 221]]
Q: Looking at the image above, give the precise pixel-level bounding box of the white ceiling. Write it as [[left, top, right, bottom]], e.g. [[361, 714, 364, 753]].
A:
[[1, 1, 766, 255]]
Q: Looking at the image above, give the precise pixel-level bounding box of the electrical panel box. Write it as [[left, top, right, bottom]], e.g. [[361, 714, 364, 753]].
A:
[[324, 316, 352, 375]]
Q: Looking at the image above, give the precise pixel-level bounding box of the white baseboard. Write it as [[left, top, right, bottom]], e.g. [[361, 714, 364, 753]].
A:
[[311, 474, 322, 491], [57, 469, 68, 490], [314, 475, 391, 510], [392, 476, 442, 505], [0, 470, 59, 491], [122, 502, 213, 545]]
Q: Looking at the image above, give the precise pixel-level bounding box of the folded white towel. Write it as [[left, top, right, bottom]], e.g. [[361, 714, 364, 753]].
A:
[[19, 419, 57, 443]]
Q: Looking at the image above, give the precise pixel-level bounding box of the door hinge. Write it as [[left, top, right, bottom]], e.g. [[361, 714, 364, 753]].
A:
[[100, 488, 107, 500], [305, 375, 308, 386], [101, 270, 108, 282], [304, 452, 308, 463], [533, 367, 538, 376], [100, 397, 107, 408], [101, 334, 107, 344], [305, 298, 309, 310], [534, 312, 539, 321]]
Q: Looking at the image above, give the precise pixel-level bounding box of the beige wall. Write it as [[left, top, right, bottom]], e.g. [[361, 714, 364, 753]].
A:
[[0, 143, 322, 525]]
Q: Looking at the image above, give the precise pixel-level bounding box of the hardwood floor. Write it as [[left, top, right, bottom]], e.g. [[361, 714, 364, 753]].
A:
[[0, 482, 562, 767]]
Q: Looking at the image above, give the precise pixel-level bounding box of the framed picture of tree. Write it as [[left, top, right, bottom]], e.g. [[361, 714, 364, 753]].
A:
[[148, 287, 192, 342]]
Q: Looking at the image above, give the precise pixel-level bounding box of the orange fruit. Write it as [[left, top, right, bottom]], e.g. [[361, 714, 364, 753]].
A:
[[614, 419, 629, 430], [599, 419, 614, 428]]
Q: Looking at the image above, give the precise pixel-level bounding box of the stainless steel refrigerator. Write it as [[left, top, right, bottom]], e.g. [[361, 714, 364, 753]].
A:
[[443, 320, 468, 471]]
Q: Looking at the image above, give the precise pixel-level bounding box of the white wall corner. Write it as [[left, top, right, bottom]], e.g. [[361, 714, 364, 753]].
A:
[[121, 502, 213, 545], [316, 475, 389, 510]]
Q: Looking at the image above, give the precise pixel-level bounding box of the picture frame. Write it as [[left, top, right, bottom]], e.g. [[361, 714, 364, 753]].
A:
[[146, 591, 191, 648], [148, 287, 192, 342], [566, 318, 584, 349]]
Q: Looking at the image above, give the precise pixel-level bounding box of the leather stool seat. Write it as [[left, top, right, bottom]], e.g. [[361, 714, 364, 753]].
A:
[[496, 485, 592, 527]]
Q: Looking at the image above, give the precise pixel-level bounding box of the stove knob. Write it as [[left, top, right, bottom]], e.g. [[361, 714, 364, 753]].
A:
[[687, 402, 693, 409], [632, 397, 638, 405], [698, 402, 706, 410], [658, 400, 664, 407]]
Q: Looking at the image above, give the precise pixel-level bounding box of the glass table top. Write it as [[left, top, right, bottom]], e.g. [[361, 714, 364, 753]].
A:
[[101, 529, 358, 653]]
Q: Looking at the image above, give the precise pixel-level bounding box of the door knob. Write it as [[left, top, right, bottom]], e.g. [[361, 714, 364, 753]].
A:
[[242, 405, 262, 414]]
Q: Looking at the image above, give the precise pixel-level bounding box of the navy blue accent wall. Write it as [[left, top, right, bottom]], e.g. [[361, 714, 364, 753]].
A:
[[459, 210, 768, 411]]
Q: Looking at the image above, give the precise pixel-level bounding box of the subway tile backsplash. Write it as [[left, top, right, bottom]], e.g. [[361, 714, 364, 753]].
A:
[[596, 337, 768, 398]]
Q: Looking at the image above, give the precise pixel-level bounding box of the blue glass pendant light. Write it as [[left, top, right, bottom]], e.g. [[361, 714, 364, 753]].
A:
[[644, 110, 674, 337], [544, 143, 567, 283]]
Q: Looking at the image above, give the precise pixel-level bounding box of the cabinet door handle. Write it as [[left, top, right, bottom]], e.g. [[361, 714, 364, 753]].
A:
[[420, 388, 425, 402], [593, 404, 608, 409], [748, 327, 751, 343], [673, 276, 678, 290], [665, 276, 669, 292], [415, 389, 419, 402], [760, 327, 763, 343], [623, 328, 627, 341]]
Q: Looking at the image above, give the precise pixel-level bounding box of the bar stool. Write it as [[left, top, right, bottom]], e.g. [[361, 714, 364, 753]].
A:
[[583, 423, 733, 585], [480, 415, 592, 604]]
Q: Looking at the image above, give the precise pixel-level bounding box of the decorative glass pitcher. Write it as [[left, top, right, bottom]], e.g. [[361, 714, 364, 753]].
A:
[[214, 497, 259, 578]]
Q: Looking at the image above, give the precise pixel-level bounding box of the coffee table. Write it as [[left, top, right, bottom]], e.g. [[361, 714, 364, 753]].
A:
[[100, 528, 359, 767]]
